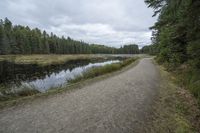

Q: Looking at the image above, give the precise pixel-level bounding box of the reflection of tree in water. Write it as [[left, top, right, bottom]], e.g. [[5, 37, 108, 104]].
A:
[[0, 56, 127, 86], [0, 59, 92, 84]]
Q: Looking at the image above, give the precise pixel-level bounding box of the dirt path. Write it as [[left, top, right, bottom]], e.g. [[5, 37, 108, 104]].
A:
[[0, 58, 160, 133]]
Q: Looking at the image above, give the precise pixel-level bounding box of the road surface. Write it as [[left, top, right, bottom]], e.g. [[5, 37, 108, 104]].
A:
[[0, 58, 160, 133]]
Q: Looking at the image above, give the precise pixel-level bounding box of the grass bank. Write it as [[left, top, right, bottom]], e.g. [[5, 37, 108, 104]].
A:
[[156, 57, 200, 107], [0, 85, 40, 101], [175, 67, 200, 105], [0, 54, 117, 66], [147, 61, 200, 133], [0, 57, 139, 109], [69, 57, 137, 83]]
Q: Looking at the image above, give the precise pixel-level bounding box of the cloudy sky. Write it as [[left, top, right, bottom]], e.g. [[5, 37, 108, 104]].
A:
[[0, 0, 156, 48]]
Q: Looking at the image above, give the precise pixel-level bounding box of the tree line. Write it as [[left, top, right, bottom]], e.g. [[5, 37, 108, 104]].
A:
[[144, 0, 200, 68], [0, 18, 139, 55], [144, 0, 200, 101], [140, 45, 157, 55]]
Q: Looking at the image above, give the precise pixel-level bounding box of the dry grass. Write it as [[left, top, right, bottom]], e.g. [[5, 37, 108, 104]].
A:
[[0, 54, 110, 66]]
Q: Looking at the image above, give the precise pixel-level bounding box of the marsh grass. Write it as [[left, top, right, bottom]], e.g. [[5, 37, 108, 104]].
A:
[[0, 54, 111, 66], [0, 85, 40, 101], [17, 89, 40, 97]]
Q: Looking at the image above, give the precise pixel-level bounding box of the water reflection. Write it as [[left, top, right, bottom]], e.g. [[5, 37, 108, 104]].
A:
[[0, 60, 119, 92]]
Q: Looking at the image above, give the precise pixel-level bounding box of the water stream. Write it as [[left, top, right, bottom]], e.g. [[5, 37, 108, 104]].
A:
[[0, 59, 120, 92]]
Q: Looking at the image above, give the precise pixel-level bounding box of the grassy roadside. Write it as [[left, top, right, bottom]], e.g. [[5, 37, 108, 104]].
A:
[[0, 54, 116, 66], [147, 61, 200, 133], [175, 67, 200, 106], [0, 57, 140, 109], [70, 57, 137, 83]]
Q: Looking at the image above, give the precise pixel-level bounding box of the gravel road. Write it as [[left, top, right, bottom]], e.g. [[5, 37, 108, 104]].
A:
[[0, 58, 160, 133]]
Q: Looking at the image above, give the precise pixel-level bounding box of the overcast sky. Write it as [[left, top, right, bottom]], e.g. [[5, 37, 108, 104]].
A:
[[0, 0, 156, 48]]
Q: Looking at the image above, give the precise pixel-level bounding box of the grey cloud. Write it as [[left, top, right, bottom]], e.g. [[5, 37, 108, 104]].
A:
[[0, 0, 156, 48]]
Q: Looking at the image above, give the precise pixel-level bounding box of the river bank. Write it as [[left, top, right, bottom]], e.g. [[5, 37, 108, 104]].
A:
[[0, 54, 139, 66], [0, 56, 139, 108], [0, 58, 157, 133]]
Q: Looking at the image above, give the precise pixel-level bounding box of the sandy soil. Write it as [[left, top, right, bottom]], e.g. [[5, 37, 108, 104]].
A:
[[0, 58, 160, 133]]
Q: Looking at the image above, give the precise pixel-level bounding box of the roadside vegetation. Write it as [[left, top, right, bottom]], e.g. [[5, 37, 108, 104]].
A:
[[142, 0, 200, 131], [0, 86, 40, 101], [70, 57, 137, 83], [143, 0, 200, 105], [147, 64, 200, 133]]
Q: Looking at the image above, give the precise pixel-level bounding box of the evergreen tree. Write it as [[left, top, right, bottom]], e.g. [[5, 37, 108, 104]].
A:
[[145, 0, 200, 68], [0, 18, 140, 55]]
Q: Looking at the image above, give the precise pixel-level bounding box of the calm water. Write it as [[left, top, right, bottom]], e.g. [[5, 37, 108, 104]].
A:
[[0, 59, 120, 92]]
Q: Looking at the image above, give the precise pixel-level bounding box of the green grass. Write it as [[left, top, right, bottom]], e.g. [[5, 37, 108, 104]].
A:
[[69, 57, 137, 83], [0, 85, 40, 101], [183, 69, 200, 104], [170, 65, 200, 105], [147, 61, 200, 133], [155, 56, 200, 106]]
